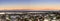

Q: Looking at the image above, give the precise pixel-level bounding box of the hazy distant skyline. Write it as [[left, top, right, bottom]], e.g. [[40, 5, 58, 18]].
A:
[[0, 0, 60, 10]]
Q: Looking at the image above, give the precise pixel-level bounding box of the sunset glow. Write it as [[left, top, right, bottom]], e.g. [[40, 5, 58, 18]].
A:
[[0, 0, 60, 10]]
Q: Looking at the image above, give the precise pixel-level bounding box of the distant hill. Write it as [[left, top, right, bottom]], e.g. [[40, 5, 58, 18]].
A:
[[0, 9, 59, 12]]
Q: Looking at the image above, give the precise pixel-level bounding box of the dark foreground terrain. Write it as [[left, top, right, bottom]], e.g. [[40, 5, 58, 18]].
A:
[[0, 10, 60, 21]]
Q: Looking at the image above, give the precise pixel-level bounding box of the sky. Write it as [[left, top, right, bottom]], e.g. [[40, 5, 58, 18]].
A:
[[0, 0, 60, 10]]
